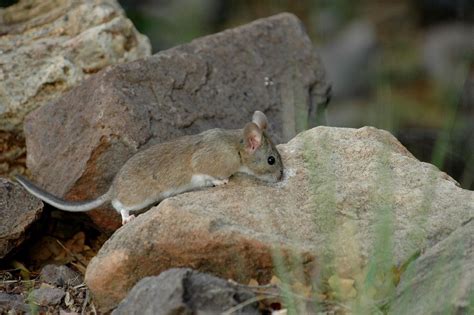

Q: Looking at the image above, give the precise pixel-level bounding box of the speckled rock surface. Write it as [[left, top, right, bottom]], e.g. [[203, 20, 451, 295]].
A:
[[28, 287, 65, 306], [0, 0, 151, 178], [0, 177, 43, 259], [0, 293, 29, 313], [24, 13, 330, 231], [85, 126, 473, 311], [39, 264, 83, 287], [0, 0, 151, 132]]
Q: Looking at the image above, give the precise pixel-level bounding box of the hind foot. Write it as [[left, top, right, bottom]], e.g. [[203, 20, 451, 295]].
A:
[[120, 209, 136, 225]]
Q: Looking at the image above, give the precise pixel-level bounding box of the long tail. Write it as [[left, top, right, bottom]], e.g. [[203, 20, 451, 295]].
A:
[[15, 175, 111, 212]]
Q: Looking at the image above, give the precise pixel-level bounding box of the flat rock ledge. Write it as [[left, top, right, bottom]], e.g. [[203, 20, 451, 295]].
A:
[[85, 126, 473, 311]]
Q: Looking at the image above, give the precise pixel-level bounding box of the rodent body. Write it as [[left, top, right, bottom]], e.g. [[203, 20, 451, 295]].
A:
[[16, 111, 283, 224], [113, 129, 242, 210]]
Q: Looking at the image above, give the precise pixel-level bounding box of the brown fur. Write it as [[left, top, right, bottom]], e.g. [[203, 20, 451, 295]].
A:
[[16, 111, 284, 224]]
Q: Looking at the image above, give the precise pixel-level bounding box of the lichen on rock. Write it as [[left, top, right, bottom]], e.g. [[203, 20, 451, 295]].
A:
[[0, 0, 151, 132]]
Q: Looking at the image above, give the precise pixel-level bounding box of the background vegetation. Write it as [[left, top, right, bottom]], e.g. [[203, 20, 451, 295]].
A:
[[119, 0, 474, 190]]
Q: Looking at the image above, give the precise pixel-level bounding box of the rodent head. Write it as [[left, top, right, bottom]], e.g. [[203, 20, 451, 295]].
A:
[[239, 111, 284, 183]]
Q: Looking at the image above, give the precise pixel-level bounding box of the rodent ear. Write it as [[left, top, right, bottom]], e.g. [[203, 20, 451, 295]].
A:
[[252, 111, 268, 130], [243, 122, 263, 153]]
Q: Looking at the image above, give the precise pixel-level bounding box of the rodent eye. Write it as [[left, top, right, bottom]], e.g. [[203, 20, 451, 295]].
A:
[[267, 156, 275, 165]]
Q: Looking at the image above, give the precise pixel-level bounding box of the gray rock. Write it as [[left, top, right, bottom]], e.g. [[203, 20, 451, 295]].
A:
[[29, 287, 65, 306], [85, 126, 473, 311], [0, 0, 151, 179], [0, 0, 151, 132], [422, 23, 474, 88], [0, 293, 30, 313], [320, 20, 377, 100], [389, 219, 474, 315], [0, 177, 43, 259], [39, 264, 83, 287], [113, 268, 258, 315], [24, 12, 330, 231]]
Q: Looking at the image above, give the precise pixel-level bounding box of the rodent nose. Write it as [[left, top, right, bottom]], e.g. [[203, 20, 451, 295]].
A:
[[279, 169, 284, 180]]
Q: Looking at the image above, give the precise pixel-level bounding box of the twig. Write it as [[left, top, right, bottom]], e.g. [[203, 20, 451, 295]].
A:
[[55, 239, 88, 268], [333, 301, 352, 311], [228, 280, 355, 313], [56, 239, 88, 263], [91, 302, 97, 315], [81, 288, 90, 315], [277, 286, 323, 303], [68, 274, 83, 287], [0, 279, 35, 284], [54, 240, 86, 273], [70, 261, 87, 275], [228, 279, 323, 303], [224, 284, 329, 315], [0, 268, 23, 273]]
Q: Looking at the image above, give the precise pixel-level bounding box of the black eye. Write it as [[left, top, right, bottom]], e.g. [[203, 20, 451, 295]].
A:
[[267, 156, 275, 165]]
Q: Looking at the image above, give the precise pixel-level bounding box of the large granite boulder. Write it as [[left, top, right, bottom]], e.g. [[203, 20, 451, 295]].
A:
[[24, 13, 331, 231], [0, 0, 151, 132], [85, 126, 473, 311], [0, 177, 43, 259], [0, 0, 151, 177]]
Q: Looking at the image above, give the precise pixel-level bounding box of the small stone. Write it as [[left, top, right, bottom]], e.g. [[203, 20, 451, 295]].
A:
[[112, 268, 259, 315], [0, 293, 30, 313], [39, 264, 83, 287], [29, 287, 65, 306]]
